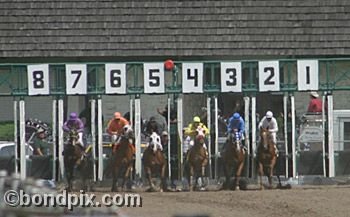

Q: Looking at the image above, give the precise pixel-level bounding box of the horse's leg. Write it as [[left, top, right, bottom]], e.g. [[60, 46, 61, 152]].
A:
[[258, 162, 264, 190], [235, 160, 244, 190], [121, 165, 132, 191], [268, 157, 277, 188], [222, 161, 230, 190], [111, 166, 119, 192], [144, 166, 154, 191], [188, 165, 194, 191], [160, 164, 167, 192]]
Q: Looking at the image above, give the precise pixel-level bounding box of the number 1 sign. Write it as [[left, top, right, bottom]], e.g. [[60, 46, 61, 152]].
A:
[[66, 64, 87, 95], [297, 60, 318, 91]]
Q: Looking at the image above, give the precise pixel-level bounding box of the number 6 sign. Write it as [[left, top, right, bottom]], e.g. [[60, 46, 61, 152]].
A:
[[66, 64, 87, 95]]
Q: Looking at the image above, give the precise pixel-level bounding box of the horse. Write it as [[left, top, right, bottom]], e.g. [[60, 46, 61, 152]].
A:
[[185, 128, 208, 191], [221, 130, 246, 190], [257, 128, 278, 189], [142, 131, 167, 192], [63, 128, 89, 192], [111, 125, 135, 192]]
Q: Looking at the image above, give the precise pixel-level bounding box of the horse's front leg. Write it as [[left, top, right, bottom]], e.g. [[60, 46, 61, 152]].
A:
[[222, 162, 231, 190], [258, 162, 264, 190], [188, 165, 194, 191], [65, 160, 74, 192], [145, 166, 155, 191], [235, 161, 244, 190], [160, 164, 167, 192], [111, 166, 119, 192], [121, 164, 132, 191], [268, 157, 277, 188]]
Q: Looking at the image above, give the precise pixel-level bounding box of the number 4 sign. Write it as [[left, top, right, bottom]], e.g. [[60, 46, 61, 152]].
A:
[[66, 64, 87, 95], [27, 64, 50, 95]]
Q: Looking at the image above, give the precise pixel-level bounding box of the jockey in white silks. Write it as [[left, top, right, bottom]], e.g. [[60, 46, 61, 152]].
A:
[[258, 110, 279, 155], [148, 131, 163, 153]]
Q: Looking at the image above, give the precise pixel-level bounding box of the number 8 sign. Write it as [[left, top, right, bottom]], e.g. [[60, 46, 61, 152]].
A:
[[27, 64, 50, 95], [66, 64, 87, 95]]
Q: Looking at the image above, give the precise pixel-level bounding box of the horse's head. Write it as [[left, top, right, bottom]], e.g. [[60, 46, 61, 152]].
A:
[[122, 125, 134, 144], [227, 129, 241, 151], [68, 128, 79, 146], [148, 132, 161, 152], [260, 128, 273, 148], [195, 127, 205, 145]]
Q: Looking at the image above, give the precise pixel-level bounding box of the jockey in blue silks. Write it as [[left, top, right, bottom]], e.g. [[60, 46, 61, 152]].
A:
[[226, 112, 246, 149]]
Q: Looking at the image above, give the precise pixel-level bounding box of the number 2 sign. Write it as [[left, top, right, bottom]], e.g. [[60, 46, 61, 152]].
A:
[[259, 61, 280, 92], [66, 64, 87, 95], [27, 64, 50, 95]]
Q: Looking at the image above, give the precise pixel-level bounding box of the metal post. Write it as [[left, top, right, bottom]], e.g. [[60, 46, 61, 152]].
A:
[[130, 97, 134, 127], [291, 95, 296, 178], [251, 96, 256, 177], [58, 98, 64, 180], [134, 97, 142, 178], [177, 96, 183, 179], [283, 94, 289, 177], [97, 98, 103, 181], [214, 96, 219, 179], [167, 97, 171, 179], [19, 99, 26, 180], [52, 99, 57, 181], [90, 99, 97, 182], [327, 94, 335, 177], [13, 100, 18, 173], [207, 96, 212, 179], [243, 96, 250, 177], [322, 94, 326, 177]]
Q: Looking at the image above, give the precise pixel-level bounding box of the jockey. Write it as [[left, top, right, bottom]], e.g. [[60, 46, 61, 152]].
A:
[[226, 112, 246, 149], [184, 116, 209, 155], [258, 111, 279, 155], [62, 112, 85, 148], [107, 112, 135, 154]]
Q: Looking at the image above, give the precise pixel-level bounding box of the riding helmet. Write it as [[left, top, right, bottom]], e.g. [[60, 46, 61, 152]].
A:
[[233, 112, 240, 119], [266, 111, 273, 118], [69, 112, 78, 120], [193, 116, 201, 123]]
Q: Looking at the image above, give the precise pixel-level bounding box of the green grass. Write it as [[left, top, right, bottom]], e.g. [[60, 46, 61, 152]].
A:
[[0, 122, 14, 141]]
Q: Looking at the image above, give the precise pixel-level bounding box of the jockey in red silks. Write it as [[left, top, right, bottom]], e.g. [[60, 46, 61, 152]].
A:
[[63, 112, 85, 148], [107, 112, 135, 154]]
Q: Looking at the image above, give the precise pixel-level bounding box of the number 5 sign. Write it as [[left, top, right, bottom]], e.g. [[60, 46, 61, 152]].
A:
[[66, 64, 87, 95], [27, 64, 50, 95]]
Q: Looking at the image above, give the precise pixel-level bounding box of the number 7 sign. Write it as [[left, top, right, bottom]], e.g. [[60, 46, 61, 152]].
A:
[[66, 64, 87, 95]]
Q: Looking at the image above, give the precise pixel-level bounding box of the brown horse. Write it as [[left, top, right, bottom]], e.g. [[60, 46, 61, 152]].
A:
[[222, 131, 246, 190], [63, 129, 89, 192], [111, 125, 135, 192], [257, 128, 277, 189], [186, 128, 208, 191], [142, 132, 167, 192]]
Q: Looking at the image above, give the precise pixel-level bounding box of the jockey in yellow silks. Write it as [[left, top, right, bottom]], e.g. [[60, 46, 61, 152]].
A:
[[184, 116, 209, 156]]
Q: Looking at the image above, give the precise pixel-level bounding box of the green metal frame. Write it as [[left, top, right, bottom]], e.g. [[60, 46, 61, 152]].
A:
[[1, 58, 350, 97]]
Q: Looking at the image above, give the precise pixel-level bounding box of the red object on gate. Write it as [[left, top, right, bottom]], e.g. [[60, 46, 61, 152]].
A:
[[164, 59, 175, 71]]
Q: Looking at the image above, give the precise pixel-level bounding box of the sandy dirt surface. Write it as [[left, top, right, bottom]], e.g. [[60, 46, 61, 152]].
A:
[[111, 185, 350, 217]]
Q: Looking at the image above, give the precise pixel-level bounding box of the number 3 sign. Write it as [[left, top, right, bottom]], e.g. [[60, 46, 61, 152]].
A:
[[66, 64, 87, 95]]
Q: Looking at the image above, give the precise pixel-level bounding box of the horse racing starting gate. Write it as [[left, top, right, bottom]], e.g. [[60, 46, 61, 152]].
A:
[[1, 58, 350, 182]]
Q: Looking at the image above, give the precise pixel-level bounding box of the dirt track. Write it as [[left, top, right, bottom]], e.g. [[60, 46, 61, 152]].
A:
[[114, 185, 350, 217]]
